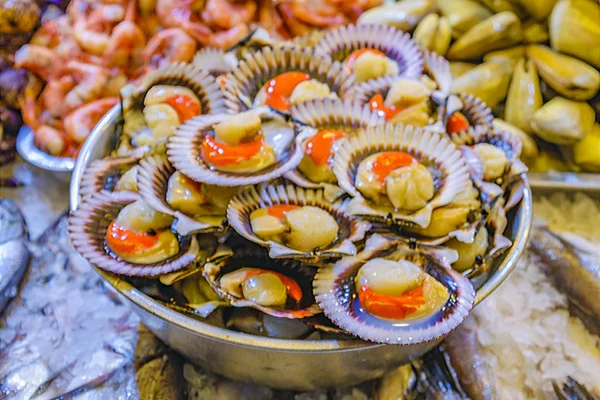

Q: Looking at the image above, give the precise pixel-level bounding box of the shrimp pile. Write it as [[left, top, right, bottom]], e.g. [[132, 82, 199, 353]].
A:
[[15, 0, 381, 157]]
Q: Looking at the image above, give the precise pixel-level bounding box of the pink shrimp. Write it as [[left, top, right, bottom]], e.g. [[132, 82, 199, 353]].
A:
[[72, 3, 126, 56], [288, 0, 347, 27], [143, 28, 197, 67], [64, 61, 109, 111], [64, 97, 119, 144], [14, 45, 65, 81], [156, 0, 212, 45], [19, 93, 67, 156], [259, 0, 290, 40], [203, 0, 257, 30], [206, 24, 251, 49], [103, 0, 146, 66], [41, 76, 77, 117]]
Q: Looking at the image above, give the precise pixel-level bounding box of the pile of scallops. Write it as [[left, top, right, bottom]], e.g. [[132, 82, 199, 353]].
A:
[[69, 24, 527, 344]]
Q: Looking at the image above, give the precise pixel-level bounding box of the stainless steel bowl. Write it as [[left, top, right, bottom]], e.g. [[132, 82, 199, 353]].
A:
[[16, 126, 74, 182], [69, 105, 533, 391]]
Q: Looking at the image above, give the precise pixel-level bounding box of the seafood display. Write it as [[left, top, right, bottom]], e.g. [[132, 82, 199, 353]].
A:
[[6, 0, 382, 160], [68, 22, 529, 346], [361, 0, 600, 174]]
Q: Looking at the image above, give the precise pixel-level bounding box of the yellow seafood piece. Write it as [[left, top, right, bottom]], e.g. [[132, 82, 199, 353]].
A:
[[112, 229, 180, 265], [242, 273, 287, 307], [144, 85, 200, 108], [529, 149, 569, 173], [357, 0, 434, 31], [214, 111, 261, 146], [450, 61, 512, 108], [477, 0, 527, 16], [353, 52, 399, 83], [449, 62, 478, 79], [298, 156, 337, 184], [413, 206, 471, 238], [413, 13, 452, 55], [356, 259, 425, 296], [530, 97, 596, 145], [573, 124, 600, 173], [482, 46, 526, 69], [504, 58, 543, 134], [115, 166, 138, 192], [549, 0, 600, 68], [447, 227, 489, 272], [166, 171, 207, 215], [386, 164, 434, 211], [527, 45, 600, 101], [516, 0, 558, 20], [115, 199, 174, 233], [388, 102, 431, 126], [143, 104, 180, 138], [283, 206, 339, 251], [436, 0, 492, 36], [472, 143, 508, 181], [493, 119, 538, 162], [250, 208, 288, 237], [289, 80, 335, 106], [447, 12, 522, 61], [522, 20, 549, 44], [202, 185, 240, 210], [385, 79, 431, 108]]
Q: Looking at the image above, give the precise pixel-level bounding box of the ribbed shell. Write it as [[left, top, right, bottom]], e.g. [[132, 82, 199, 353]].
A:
[[136, 155, 228, 235], [422, 50, 452, 95], [227, 183, 371, 260], [167, 113, 315, 186], [80, 155, 140, 197], [314, 24, 423, 81], [192, 47, 238, 77], [332, 124, 471, 228], [313, 234, 475, 344], [68, 190, 199, 276], [203, 246, 321, 319], [222, 46, 354, 113], [436, 93, 494, 137]]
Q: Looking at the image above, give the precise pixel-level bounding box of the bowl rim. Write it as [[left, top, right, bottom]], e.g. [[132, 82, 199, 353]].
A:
[[69, 104, 533, 352], [16, 126, 75, 172]]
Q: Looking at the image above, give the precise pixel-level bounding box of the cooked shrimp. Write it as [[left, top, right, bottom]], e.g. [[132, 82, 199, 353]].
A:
[[289, 0, 346, 27], [14, 45, 65, 81], [259, 0, 290, 40], [207, 24, 250, 49], [35, 125, 67, 156], [138, 14, 162, 38], [73, 4, 126, 56], [64, 61, 109, 111], [41, 76, 77, 117], [203, 0, 257, 30], [103, 0, 146, 66], [143, 28, 197, 67], [156, 0, 212, 44], [64, 97, 119, 144], [277, 2, 314, 37]]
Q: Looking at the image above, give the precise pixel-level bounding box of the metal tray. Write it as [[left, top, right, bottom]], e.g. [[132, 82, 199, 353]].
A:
[[69, 105, 533, 390]]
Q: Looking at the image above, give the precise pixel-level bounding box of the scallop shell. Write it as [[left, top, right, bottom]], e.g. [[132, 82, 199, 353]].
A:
[[332, 124, 471, 228], [313, 234, 475, 344], [435, 93, 494, 137], [222, 46, 354, 113], [422, 50, 452, 95], [203, 245, 321, 319], [192, 48, 238, 77], [136, 155, 228, 236], [120, 62, 227, 115], [451, 126, 528, 187], [284, 98, 384, 201], [80, 155, 141, 197], [167, 111, 316, 186], [68, 191, 199, 276], [227, 183, 371, 260], [314, 24, 423, 81]]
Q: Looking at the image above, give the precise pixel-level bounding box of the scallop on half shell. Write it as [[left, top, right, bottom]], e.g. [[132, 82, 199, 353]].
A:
[[167, 108, 316, 186], [284, 98, 384, 201], [430, 92, 494, 137], [222, 46, 354, 114], [227, 183, 371, 260], [136, 154, 235, 235], [79, 151, 145, 197], [332, 124, 471, 228], [68, 191, 199, 276], [451, 126, 527, 189], [313, 234, 475, 344], [314, 24, 423, 83], [203, 246, 321, 319]]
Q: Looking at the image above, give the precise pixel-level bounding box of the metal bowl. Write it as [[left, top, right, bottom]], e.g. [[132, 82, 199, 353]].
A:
[[16, 126, 74, 182], [69, 105, 533, 391]]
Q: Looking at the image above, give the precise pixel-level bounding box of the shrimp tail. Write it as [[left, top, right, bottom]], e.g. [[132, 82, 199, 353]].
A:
[[182, 21, 213, 45], [35, 125, 66, 156]]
